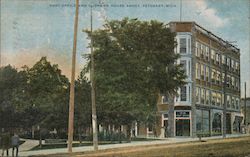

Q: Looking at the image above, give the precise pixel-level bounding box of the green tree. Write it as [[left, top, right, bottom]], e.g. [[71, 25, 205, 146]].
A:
[[25, 57, 69, 131], [0, 65, 27, 129], [74, 71, 92, 140], [84, 18, 186, 139]]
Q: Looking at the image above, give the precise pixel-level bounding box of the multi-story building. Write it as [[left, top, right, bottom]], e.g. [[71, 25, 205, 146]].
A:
[[137, 22, 242, 138]]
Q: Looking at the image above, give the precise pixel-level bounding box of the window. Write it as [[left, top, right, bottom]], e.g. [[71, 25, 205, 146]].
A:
[[212, 92, 216, 106], [231, 96, 235, 109], [196, 87, 200, 103], [227, 75, 231, 87], [222, 94, 224, 106], [212, 69, 217, 83], [217, 93, 221, 106], [205, 46, 209, 60], [236, 62, 239, 72], [162, 95, 168, 104], [212, 111, 222, 135], [206, 90, 210, 105], [180, 38, 187, 53], [201, 88, 205, 104], [211, 50, 215, 62], [216, 53, 220, 65], [196, 42, 200, 57], [227, 95, 231, 108], [201, 44, 205, 58], [205, 66, 209, 81], [188, 61, 191, 77], [196, 110, 210, 133], [176, 111, 190, 118], [201, 64, 205, 80], [180, 86, 187, 101], [231, 59, 235, 71], [222, 73, 225, 84], [196, 63, 200, 79], [227, 58, 231, 68], [180, 60, 187, 75], [236, 98, 239, 110], [231, 77, 235, 88], [222, 55, 226, 64], [188, 38, 191, 54], [217, 71, 221, 84]]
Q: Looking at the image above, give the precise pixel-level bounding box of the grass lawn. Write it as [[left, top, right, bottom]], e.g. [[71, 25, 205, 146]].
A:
[[38, 136, 250, 157]]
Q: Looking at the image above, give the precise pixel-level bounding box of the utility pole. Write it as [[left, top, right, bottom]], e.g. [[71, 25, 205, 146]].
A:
[[67, 0, 79, 153], [90, 6, 98, 151], [222, 56, 227, 138], [244, 82, 247, 125], [180, 0, 182, 21]]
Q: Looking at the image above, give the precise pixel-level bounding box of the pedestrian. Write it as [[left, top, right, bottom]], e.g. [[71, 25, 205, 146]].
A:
[[1, 132, 11, 157], [11, 133, 19, 157]]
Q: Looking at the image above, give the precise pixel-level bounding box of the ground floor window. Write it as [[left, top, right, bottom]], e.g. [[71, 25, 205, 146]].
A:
[[233, 116, 242, 133], [175, 111, 190, 136], [196, 109, 210, 133], [176, 119, 190, 136], [212, 111, 222, 135]]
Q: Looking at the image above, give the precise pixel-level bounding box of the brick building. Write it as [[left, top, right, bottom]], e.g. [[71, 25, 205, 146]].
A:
[[137, 22, 242, 137]]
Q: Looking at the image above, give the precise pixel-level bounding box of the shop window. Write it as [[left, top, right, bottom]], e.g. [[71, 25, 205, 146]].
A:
[[212, 111, 222, 135], [196, 109, 210, 133]]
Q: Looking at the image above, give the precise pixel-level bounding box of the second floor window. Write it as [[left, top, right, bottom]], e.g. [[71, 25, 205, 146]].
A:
[[180, 86, 187, 101], [180, 38, 187, 53], [180, 60, 187, 75]]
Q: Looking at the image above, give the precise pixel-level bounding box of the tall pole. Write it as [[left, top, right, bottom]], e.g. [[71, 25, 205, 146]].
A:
[[90, 6, 98, 151], [244, 82, 247, 125], [180, 0, 182, 21], [222, 57, 227, 138], [67, 0, 79, 153]]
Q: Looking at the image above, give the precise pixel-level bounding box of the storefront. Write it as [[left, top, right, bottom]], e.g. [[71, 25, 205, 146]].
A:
[[175, 110, 191, 136], [211, 109, 222, 135]]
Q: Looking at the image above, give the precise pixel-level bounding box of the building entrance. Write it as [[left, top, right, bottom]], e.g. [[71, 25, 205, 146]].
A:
[[176, 119, 190, 136]]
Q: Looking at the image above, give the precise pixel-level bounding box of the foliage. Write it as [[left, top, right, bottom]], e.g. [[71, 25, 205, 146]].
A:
[[83, 18, 186, 133]]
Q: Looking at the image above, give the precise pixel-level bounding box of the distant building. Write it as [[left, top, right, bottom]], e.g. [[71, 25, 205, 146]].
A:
[[137, 22, 242, 137]]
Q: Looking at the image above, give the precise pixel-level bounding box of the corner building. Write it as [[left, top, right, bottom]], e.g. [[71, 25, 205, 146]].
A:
[[138, 22, 242, 138]]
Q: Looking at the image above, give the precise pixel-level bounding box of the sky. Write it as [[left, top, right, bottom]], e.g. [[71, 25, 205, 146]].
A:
[[0, 0, 250, 97]]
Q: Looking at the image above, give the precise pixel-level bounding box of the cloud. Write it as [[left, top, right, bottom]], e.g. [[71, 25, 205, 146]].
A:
[[194, 0, 228, 28], [2, 48, 83, 79]]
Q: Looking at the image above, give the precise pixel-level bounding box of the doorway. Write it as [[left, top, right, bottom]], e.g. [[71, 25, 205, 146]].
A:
[[176, 119, 190, 136]]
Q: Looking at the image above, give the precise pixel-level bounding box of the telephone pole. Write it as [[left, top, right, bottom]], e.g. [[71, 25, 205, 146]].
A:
[[90, 6, 98, 151], [180, 0, 182, 21], [67, 0, 79, 153], [244, 82, 247, 125]]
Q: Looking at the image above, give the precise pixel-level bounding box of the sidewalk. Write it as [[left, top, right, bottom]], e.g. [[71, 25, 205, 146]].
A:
[[18, 134, 248, 157]]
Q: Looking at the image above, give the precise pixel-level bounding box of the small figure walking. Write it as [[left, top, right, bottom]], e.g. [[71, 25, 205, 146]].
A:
[[11, 133, 19, 157], [1, 132, 11, 157]]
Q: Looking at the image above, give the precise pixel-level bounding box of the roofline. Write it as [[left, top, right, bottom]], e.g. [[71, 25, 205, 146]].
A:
[[168, 21, 240, 53]]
